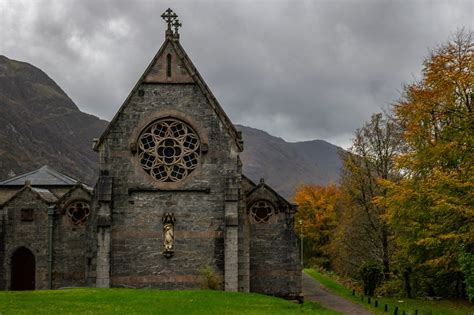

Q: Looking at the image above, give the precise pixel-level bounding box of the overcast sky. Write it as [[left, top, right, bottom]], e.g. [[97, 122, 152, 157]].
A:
[[1, 0, 473, 148]]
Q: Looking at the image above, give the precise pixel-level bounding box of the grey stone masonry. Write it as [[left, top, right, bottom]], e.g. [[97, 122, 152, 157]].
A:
[[224, 177, 239, 291], [93, 36, 242, 289], [245, 181, 302, 299], [2, 189, 51, 290]]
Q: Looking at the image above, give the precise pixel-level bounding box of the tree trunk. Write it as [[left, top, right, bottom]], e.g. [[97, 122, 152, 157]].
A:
[[381, 225, 390, 280]]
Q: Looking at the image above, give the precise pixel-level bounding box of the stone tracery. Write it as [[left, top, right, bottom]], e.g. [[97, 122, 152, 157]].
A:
[[138, 118, 200, 182], [249, 200, 275, 224], [66, 201, 91, 225]]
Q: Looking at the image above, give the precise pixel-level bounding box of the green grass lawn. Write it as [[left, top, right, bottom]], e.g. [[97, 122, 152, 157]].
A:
[[305, 268, 474, 315], [0, 288, 341, 315]]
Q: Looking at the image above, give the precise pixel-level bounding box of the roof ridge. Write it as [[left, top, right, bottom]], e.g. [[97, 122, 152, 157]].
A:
[[0, 185, 57, 207], [42, 165, 78, 184], [0, 167, 41, 184], [94, 36, 243, 152], [0, 165, 78, 186], [170, 40, 242, 151]]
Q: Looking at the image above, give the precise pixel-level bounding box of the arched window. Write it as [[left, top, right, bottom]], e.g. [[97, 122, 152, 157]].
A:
[[166, 53, 172, 77]]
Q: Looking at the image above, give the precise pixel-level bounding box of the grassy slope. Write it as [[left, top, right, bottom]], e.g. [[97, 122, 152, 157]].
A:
[[305, 269, 474, 315], [0, 288, 342, 315]]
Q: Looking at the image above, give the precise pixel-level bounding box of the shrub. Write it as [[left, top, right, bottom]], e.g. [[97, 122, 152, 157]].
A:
[[375, 278, 404, 297], [359, 262, 383, 296], [459, 245, 474, 301], [199, 265, 223, 290]]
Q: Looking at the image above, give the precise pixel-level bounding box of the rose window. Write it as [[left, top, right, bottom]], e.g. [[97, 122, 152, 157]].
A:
[[249, 200, 275, 223], [66, 201, 91, 225], [138, 118, 200, 182]]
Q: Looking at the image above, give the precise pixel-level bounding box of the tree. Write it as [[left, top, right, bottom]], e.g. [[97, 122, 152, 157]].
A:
[[294, 184, 341, 269], [385, 30, 474, 297], [337, 112, 404, 280]]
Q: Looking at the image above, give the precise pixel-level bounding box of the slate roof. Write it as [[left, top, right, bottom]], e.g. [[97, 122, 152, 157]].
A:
[[0, 165, 78, 186], [31, 187, 58, 203]]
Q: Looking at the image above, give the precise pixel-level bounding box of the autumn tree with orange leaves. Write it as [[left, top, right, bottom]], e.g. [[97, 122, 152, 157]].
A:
[[382, 30, 474, 298], [294, 184, 341, 269]]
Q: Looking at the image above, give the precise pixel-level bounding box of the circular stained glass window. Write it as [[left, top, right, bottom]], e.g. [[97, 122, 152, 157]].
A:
[[249, 200, 275, 223], [66, 201, 91, 225], [137, 118, 201, 182]]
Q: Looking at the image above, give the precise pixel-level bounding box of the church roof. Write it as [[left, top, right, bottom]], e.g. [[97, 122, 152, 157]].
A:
[[244, 176, 297, 210], [0, 185, 58, 207], [94, 23, 243, 152], [0, 165, 78, 186], [31, 187, 58, 203]]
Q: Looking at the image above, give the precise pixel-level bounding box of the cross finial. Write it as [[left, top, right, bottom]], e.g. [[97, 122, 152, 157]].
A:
[[173, 19, 182, 35], [161, 8, 178, 31]]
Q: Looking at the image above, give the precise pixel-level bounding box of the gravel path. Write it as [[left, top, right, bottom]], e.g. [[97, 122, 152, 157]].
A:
[[302, 272, 373, 315]]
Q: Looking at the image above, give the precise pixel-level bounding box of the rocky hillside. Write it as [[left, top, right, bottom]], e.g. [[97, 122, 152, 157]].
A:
[[0, 55, 107, 184], [237, 125, 342, 198], [0, 56, 342, 197]]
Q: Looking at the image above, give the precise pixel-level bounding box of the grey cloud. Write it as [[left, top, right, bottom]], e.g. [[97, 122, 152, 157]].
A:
[[1, 0, 473, 148]]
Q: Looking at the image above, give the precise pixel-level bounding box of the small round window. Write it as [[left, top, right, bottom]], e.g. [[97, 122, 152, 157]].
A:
[[249, 200, 275, 223], [137, 118, 201, 182], [66, 201, 91, 225]]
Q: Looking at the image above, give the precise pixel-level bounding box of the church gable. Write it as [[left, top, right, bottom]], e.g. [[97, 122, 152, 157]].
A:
[[1, 186, 57, 209], [143, 41, 194, 84], [94, 25, 242, 153]]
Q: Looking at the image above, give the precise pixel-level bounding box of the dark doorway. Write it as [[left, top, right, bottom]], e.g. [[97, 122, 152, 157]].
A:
[[11, 247, 35, 290]]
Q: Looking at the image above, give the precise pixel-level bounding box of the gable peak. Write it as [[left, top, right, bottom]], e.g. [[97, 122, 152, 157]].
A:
[[161, 8, 182, 41]]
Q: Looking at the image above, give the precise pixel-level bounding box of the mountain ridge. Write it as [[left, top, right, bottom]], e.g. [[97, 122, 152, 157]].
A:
[[0, 55, 342, 198]]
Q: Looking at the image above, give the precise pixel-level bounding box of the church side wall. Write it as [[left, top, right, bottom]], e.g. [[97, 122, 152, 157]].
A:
[[2, 191, 49, 290], [98, 83, 240, 289], [237, 177, 250, 292], [247, 188, 302, 299], [52, 188, 91, 288]]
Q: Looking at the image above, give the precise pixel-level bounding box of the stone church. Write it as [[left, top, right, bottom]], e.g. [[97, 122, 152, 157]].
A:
[[0, 9, 302, 299]]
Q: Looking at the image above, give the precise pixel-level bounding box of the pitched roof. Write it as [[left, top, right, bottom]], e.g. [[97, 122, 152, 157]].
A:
[[0, 165, 78, 186], [94, 34, 243, 152], [1, 185, 58, 207], [31, 187, 58, 203], [244, 176, 297, 209], [56, 183, 93, 205]]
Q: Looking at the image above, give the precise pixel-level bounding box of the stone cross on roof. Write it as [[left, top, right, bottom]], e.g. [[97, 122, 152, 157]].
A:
[[161, 8, 181, 37]]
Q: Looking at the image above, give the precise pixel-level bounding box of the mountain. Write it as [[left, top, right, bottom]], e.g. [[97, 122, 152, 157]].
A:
[[237, 125, 342, 199], [0, 56, 342, 197], [0, 55, 107, 184]]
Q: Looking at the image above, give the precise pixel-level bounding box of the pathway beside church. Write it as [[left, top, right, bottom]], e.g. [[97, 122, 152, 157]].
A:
[[302, 272, 373, 315]]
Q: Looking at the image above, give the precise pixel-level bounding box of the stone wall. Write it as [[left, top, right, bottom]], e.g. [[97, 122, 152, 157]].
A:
[[1, 189, 50, 290], [246, 184, 302, 299], [97, 82, 241, 289], [53, 187, 91, 288], [0, 186, 92, 290]]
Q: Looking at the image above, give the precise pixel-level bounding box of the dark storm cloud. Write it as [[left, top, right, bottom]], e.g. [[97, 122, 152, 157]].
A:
[[1, 0, 473, 147]]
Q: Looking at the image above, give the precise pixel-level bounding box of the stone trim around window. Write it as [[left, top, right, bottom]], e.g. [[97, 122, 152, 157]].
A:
[[65, 200, 91, 225], [137, 118, 201, 183]]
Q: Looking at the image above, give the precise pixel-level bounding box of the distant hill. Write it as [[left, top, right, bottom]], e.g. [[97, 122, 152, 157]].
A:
[[0, 56, 342, 197], [237, 125, 342, 199], [0, 55, 107, 184]]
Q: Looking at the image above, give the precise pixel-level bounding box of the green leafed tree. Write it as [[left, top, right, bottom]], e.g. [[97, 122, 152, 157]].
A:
[[332, 112, 403, 281], [384, 29, 474, 298]]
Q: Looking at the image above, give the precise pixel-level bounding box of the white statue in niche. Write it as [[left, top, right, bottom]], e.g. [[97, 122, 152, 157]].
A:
[[162, 213, 175, 258]]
